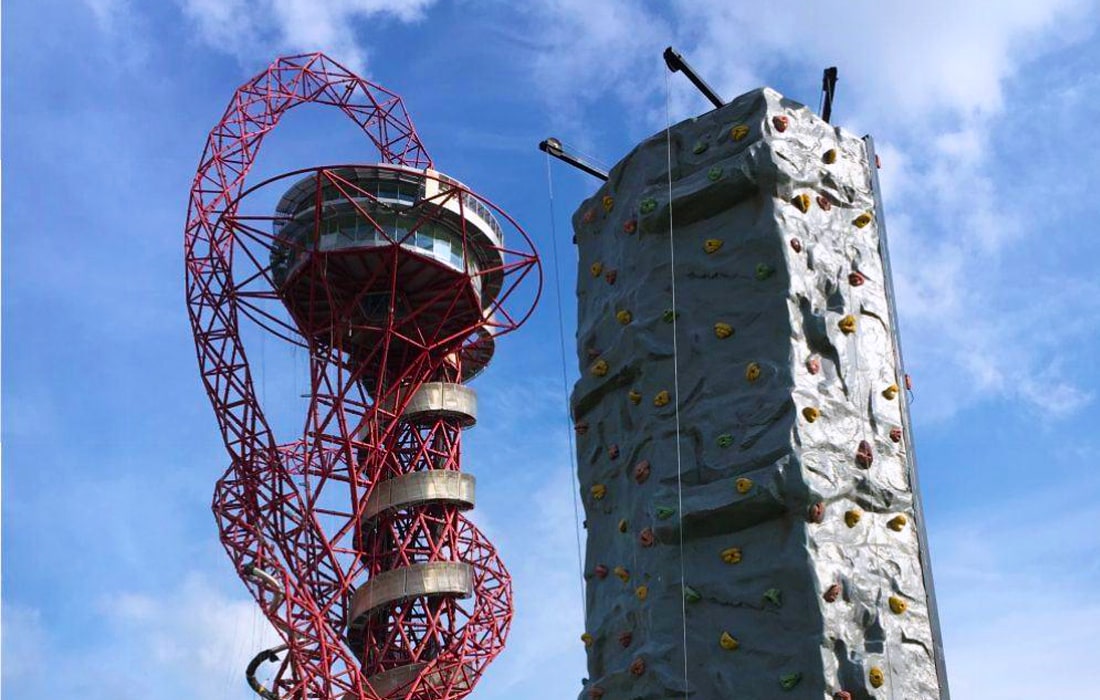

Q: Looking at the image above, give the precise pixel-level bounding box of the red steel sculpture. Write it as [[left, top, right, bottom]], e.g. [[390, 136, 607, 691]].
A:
[[184, 53, 540, 699]]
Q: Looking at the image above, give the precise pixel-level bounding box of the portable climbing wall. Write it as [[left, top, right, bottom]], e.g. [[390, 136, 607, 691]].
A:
[[570, 87, 947, 699]]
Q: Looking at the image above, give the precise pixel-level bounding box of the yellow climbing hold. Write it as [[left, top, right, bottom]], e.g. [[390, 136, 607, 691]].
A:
[[839, 314, 857, 334], [721, 546, 742, 564], [618, 518, 628, 533], [854, 212, 873, 228], [704, 238, 724, 254], [590, 261, 603, 277], [793, 193, 811, 213], [823, 148, 837, 164], [591, 484, 607, 500], [802, 407, 820, 423], [888, 515, 908, 532], [581, 633, 594, 647], [736, 478, 753, 494], [628, 390, 642, 405], [602, 195, 614, 213], [869, 667, 885, 688], [613, 566, 630, 582], [719, 632, 740, 650], [731, 124, 750, 141], [591, 359, 609, 377], [882, 384, 899, 400], [654, 390, 671, 407], [745, 362, 762, 383], [844, 509, 862, 528], [889, 596, 908, 614], [616, 310, 633, 325], [635, 585, 648, 601], [714, 322, 733, 339]]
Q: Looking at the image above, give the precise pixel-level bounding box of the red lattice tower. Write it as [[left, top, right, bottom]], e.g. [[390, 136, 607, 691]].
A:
[[184, 53, 540, 700]]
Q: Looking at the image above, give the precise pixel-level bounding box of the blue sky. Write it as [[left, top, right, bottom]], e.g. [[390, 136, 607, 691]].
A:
[[3, 0, 1100, 698]]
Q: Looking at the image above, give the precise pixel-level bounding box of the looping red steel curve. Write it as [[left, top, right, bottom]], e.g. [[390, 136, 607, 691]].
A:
[[185, 53, 540, 699]]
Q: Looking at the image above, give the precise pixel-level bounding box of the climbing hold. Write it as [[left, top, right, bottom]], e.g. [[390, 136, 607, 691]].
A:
[[608, 444, 620, 460], [591, 484, 607, 500], [604, 269, 617, 285], [633, 460, 651, 484], [890, 427, 903, 443], [817, 194, 832, 211], [882, 384, 900, 400], [622, 218, 637, 234], [806, 356, 821, 374], [630, 658, 646, 676], [802, 406, 821, 422], [763, 588, 783, 607], [823, 583, 842, 603], [590, 261, 603, 277], [745, 362, 762, 383], [707, 165, 723, 181], [635, 584, 649, 600], [582, 209, 596, 224], [639, 197, 657, 214], [736, 477, 754, 494], [614, 566, 630, 582], [618, 519, 628, 533], [602, 195, 614, 213], [717, 433, 734, 448], [639, 528, 655, 548], [662, 309, 680, 323], [654, 390, 671, 407], [618, 631, 633, 647], [823, 149, 837, 164], [594, 564, 609, 579], [574, 420, 590, 435], [808, 501, 826, 524], [616, 309, 633, 325], [772, 115, 789, 132], [656, 506, 676, 520], [721, 546, 742, 564], [905, 373, 913, 390], [628, 390, 642, 405], [731, 124, 750, 141], [792, 193, 811, 213], [876, 154, 882, 169], [834, 692, 853, 700], [848, 271, 865, 287], [845, 509, 862, 528], [839, 314, 858, 334], [683, 586, 702, 603], [790, 238, 803, 253], [889, 596, 908, 614], [779, 672, 802, 690], [581, 633, 594, 647], [869, 667, 885, 688], [888, 515, 908, 532], [588, 687, 605, 700], [586, 347, 602, 360], [720, 631, 740, 650], [853, 212, 873, 228], [755, 263, 774, 280], [693, 140, 708, 154], [855, 440, 874, 468], [704, 238, 724, 254], [590, 359, 609, 377], [714, 322, 734, 339]]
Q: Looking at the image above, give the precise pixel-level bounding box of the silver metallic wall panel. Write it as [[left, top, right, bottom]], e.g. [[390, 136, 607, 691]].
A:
[[570, 88, 946, 699], [362, 470, 476, 524], [347, 562, 474, 641]]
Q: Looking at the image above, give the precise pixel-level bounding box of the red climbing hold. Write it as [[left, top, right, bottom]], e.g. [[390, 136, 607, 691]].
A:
[[856, 440, 874, 468], [848, 271, 865, 287], [605, 269, 618, 285], [817, 195, 832, 211], [808, 501, 826, 524], [588, 687, 605, 699], [823, 583, 842, 603], [608, 444, 620, 460], [594, 564, 608, 579], [630, 658, 646, 676], [575, 421, 589, 435], [890, 427, 903, 443], [790, 238, 803, 253], [772, 115, 789, 132], [623, 219, 637, 234], [619, 631, 633, 647], [835, 692, 853, 700], [806, 356, 821, 375], [633, 460, 651, 484], [639, 528, 655, 547], [905, 374, 913, 390]]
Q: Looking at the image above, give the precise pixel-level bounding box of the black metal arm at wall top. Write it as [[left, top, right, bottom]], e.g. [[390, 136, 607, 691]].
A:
[[538, 138, 609, 181], [663, 47, 725, 109]]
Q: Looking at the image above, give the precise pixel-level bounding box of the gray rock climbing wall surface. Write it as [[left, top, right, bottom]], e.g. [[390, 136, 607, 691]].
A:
[[570, 87, 945, 699]]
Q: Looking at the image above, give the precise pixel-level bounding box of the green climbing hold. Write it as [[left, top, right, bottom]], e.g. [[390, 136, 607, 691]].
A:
[[640, 197, 657, 214], [763, 588, 783, 607], [662, 309, 680, 323], [779, 672, 802, 690], [716, 434, 733, 448], [755, 263, 774, 281], [684, 586, 702, 603], [693, 140, 708, 155], [707, 165, 723, 181], [656, 506, 676, 520]]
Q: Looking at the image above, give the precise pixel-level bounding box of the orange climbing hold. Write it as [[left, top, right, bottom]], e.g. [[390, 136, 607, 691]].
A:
[[839, 315, 857, 334], [628, 390, 642, 405], [614, 566, 630, 582], [854, 212, 873, 228], [745, 362, 762, 382], [602, 195, 614, 213], [721, 546, 742, 564], [882, 384, 899, 400], [889, 596, 908, 614], [823, 149, 837, 164], [869, 667, 885, 688], [581, 633, 594, 647], [618, 518, 628, 533], [720, 631, 740, 650], [616, 309, 632, 325], [888, 515, 908, 532], [714, 322, 734, 339], [731, 124, 750, 141], [591, 484, 607, 500], [802, 406, 821, 422], [736, 477, 753, 494], [635, 584, 649, 600], [704, 238, 724, 254], [590, 261, 603, 277], [590, 359, 609, 377], [654, 390, 670, 407], [793, 193, 812, 213], [845, 509, 862, 528]]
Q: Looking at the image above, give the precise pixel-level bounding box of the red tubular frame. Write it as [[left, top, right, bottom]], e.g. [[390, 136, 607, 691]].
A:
[[185, 53, 539, 699]]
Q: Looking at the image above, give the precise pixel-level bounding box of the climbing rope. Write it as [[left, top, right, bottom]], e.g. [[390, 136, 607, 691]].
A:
[[544, 151, 589, 628], [664, 68, 691, 700]]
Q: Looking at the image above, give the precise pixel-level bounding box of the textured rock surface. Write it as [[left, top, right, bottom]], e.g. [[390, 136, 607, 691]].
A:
[[571, 88, 944, 699]]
